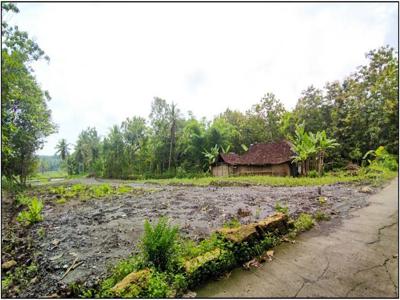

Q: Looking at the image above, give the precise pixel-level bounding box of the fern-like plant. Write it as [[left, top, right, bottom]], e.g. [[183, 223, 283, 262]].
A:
[[141, 217, 179, 272], [17, 197, 44, 226]]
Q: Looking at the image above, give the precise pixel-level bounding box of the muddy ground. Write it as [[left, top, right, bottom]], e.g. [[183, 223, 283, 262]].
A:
[[2, 179, 375, 297]]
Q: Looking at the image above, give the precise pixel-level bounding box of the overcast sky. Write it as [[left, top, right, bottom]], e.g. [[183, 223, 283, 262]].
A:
[[8, 2, 398, 155]]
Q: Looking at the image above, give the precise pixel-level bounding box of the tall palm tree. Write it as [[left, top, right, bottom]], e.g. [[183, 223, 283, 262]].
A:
[[55, 139, 70, 161]]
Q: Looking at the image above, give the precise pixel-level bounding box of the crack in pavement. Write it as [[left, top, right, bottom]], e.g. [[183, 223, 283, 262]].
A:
[[345, 282, 363, 297], [354, 258, 389, 275], [383, 257, 398, 294], [366, 221, 398, 245], [292, 254, 331, 297]]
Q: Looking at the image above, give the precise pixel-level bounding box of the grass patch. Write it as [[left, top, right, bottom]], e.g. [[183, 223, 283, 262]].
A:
[[314, 211, 330, 221], [223, 218, 241, 229], [137, 167, 397, 187], [44, 183, 146, 202]]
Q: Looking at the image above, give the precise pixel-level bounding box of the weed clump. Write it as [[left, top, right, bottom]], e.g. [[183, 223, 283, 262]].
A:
[[16, 197, 43, 226], [294, 213, 314, 232], [223, 218, 241, 229], [274, 201, 289, 214], [314, 211, 330, 221]]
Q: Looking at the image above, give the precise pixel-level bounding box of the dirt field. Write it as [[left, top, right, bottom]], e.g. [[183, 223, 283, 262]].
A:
[[2, 179, 374, 297]]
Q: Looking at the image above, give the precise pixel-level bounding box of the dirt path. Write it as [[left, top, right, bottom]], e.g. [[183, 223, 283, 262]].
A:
[[196, 178, 399, 297]]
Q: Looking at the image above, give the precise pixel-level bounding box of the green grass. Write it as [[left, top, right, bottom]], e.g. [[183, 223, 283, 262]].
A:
[[28, 171, 88, 183], [136, 169, 397, 187]]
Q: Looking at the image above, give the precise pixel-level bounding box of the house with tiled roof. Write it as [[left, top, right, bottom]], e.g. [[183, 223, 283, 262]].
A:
[[211, 140, 297, 177]]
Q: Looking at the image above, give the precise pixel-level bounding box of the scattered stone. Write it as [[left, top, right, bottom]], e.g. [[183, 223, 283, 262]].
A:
[[359, 186, 373, 194], [1, 260, 17, 270], [52, 239, 60, 246], [237, 207, 252, 218], [182, 291, 197, 298]]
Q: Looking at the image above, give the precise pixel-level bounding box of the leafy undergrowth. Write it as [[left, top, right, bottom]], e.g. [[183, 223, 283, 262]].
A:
[[138, 167, 397, 187], [25, 183, 149, 204], [71, 213, 320, 298]]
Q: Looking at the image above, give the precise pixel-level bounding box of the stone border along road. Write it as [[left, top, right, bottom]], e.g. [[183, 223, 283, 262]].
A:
[[196, 178, 398, 298]]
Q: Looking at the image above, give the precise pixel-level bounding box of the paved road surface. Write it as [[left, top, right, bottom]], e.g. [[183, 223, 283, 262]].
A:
[[196, 179, 398, 297]]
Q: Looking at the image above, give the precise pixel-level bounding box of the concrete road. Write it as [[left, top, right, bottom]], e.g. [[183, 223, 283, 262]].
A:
[[196, 179, 398, 298]]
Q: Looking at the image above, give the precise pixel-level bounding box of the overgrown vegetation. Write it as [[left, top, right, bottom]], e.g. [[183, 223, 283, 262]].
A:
[[73, 213, 311, 298]]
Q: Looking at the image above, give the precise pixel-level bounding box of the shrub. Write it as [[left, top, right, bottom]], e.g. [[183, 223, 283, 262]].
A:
[[307, 170, 318, 178], [294, 213, 314, 232], [17, 197, 44, 226], [141, 217, 179, 272]]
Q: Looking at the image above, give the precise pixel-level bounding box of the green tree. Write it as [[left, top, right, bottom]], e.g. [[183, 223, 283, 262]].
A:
[[250, 92, 286, 142], [55, 139, 70, 161], [1, 4, 57, 184]]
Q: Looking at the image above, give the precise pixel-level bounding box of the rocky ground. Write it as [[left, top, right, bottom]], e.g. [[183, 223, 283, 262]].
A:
[[1, 179, 375, 297]]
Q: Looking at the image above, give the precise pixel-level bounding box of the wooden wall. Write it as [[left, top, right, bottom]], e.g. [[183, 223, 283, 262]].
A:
[[212, 163, 291, 177]]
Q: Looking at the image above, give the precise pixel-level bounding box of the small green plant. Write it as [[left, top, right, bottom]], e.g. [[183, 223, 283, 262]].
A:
[[274, 201, 289, 214], [223, 218, 241, 229], [294, 213, 314, 232], [56, 197, 67, 204], [37, 227, 46, 238], [314, 211, 330, 221], [117, 185, 132, 194], [17, 198, 44, 226], [254, 207, 261, 219], [91, 184, 112, 198], [1, 276, 12, 290], [318, 196, 327, 205], [141, 217, 179, 272], [15, 194, 31, 206], [147, 271, 173, 298]]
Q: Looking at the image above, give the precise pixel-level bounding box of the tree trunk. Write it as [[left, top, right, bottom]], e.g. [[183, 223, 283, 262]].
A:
[[319, 153, 324, 176]]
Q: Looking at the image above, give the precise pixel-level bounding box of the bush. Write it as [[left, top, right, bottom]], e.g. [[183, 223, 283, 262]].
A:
[[141, 217, 179, 272], [294, 213, 314, 232], [307, 170, 319, 178], [17, 197, 44, 226]]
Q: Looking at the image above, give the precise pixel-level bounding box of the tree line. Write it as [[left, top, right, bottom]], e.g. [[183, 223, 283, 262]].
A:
[[57, 45, 398, 179]]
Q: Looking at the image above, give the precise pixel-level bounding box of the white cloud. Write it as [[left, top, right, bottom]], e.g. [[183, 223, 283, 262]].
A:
[[9, 2, 398, 155]]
